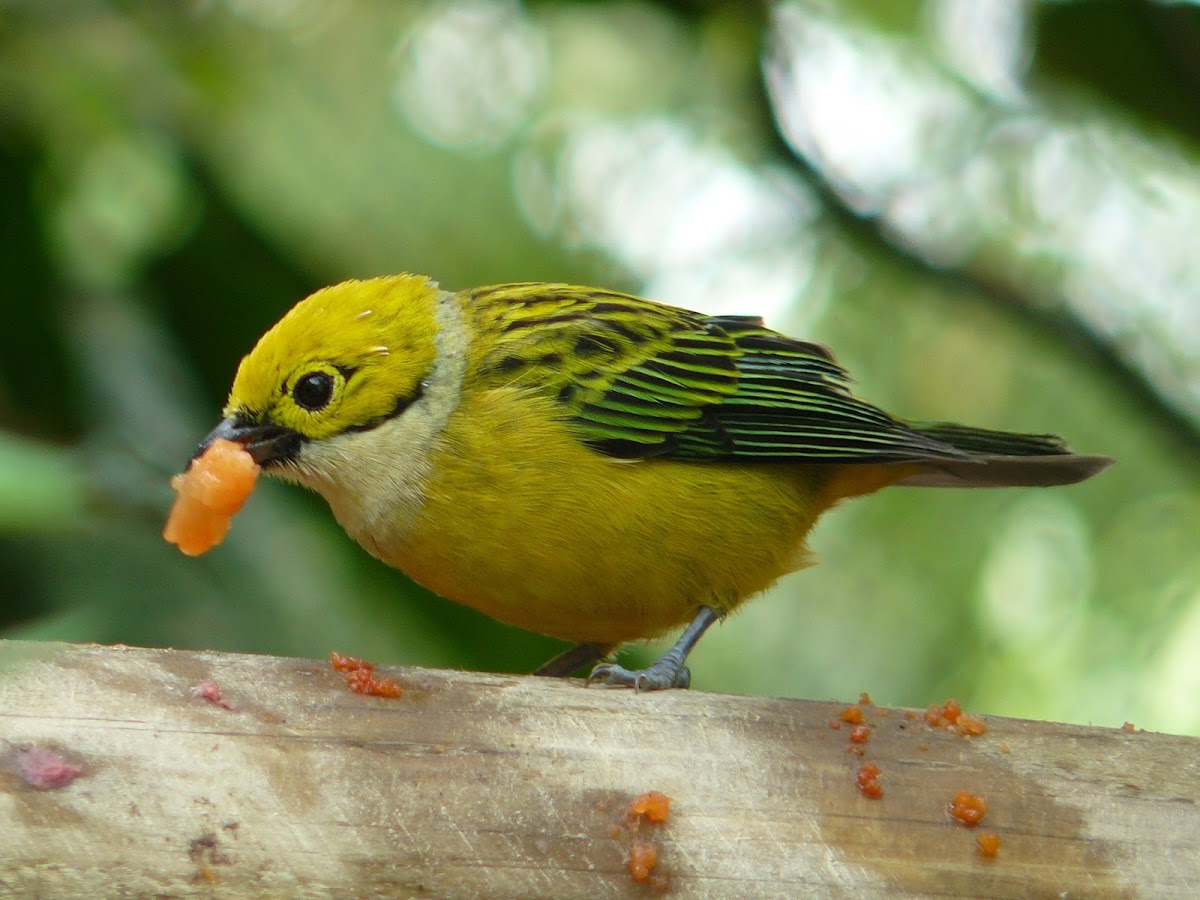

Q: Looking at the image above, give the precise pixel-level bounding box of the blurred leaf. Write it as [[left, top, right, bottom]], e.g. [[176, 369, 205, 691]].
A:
[[0, 0, 1197, 736], [766, 1, 1200, 438], [0, 433, 87, 532]]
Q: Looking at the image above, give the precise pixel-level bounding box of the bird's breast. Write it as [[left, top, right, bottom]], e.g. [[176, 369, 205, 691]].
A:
[[374, 386, 831, 644]]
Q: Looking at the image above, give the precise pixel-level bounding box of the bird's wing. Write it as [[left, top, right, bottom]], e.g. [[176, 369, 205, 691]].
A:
[[467, 284, 970, 464], [645, 314, 975, 463]]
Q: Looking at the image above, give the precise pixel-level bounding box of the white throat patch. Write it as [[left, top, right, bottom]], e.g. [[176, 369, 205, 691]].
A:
[[279, 289, 470, 547]]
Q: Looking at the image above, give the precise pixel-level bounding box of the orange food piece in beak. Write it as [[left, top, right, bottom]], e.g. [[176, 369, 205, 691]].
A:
[[164, 439, 260, 556]]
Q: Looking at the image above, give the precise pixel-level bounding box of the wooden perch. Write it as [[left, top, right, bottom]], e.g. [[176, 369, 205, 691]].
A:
[[1, 641, 1197, 897]]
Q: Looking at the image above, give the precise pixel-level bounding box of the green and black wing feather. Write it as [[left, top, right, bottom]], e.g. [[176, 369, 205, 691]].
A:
[[467, 284, 1110, 484]]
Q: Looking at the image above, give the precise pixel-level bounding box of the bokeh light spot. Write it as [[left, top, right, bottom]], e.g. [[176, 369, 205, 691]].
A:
[[393, 0, 548, 151], [978, 495, 1092, 650]]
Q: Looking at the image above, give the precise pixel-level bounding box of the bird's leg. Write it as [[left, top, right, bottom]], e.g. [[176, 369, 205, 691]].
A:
[[533, 642, 614, 678], [586, 606, 720, 691]]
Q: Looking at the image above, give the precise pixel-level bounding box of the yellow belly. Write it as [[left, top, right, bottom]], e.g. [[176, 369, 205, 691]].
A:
[[376, 387, 853, 644]]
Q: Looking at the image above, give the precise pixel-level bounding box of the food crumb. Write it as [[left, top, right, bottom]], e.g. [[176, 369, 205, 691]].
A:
[[861, 783, 884, 800], [11, 746, 83, 790], [925, 698, 962, 728], [330, 651, 369, 672], [629, 838, 658, 883], [840, 705, 865, 725], [956, 714, 987, 737], [346, 667, 404, 698], [1121, 721, 1136, 733], [829, 719, 842, 730], [192, 681, 234, 710], [629, 790, 671, 824], [329, 651, 404, 698], [849, 725, 870, 745], [855, 763, 883, 799], [976, 831, 1001, 857], [858, 691, 873, 706], [618, 791, 671, 888], [164, 439, 260, 556], [949, 790, 988, 827]]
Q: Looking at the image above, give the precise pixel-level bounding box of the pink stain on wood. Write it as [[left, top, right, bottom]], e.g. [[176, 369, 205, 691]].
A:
[[14, 746, 83, 790]]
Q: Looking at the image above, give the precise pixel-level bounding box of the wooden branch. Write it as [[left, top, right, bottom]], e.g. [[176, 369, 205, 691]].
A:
[[1, 641, 1196, 897]]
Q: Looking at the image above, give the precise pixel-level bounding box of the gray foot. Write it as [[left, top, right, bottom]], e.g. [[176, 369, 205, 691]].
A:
[[586, 660, 691, 691], [584, 606, 720, 691]]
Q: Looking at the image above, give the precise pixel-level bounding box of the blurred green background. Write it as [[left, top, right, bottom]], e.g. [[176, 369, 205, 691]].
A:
[[2, 0, 1198, 734]]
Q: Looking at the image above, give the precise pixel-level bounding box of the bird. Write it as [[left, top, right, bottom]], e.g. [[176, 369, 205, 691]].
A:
[[193, 273, 1112, 690]]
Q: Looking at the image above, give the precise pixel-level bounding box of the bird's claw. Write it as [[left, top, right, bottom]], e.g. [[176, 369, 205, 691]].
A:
[[586, 661, 691, 691]]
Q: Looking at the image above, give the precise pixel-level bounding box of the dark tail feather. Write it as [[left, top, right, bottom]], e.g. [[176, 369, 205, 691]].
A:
[[896, 422, 1113, 488], [896, 454, 1113, 488]]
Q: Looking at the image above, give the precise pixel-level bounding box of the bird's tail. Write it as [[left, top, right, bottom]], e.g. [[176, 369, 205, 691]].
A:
[[896, 422, 1113, 488]]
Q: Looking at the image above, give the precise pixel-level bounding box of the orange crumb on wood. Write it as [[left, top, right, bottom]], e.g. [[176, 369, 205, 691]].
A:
[[855, 763, 883, 799], [858, 780, 883, 800], [629, 839, 658, 883], [956, 714, 988, 737], [345, 667, 403, 698], [330, 651, 371, 672], [840, 705, 865, 725], [329, 651, 403, 698], [622, 794, 670, 888], [629, 790, 671, 824], [976, 832, 1001, 857], [949, 790, 988, 827], [925, 698, 962, 728]]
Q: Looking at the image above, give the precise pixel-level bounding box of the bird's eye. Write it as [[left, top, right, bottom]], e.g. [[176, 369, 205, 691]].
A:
[[292, 371, 335, 411]]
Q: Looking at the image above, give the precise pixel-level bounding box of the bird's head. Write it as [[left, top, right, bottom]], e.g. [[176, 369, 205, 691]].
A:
[[194, 274, 448, 487]]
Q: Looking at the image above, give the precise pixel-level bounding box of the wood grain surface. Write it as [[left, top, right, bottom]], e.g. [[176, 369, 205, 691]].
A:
[[1, 641, 1196, 898]]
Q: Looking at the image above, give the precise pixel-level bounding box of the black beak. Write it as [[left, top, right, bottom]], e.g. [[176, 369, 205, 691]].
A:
[[192, 416, 302, 468]]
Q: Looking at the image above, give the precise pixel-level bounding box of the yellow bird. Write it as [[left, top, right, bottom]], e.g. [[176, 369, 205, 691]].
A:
[[195, 274, 1111, 690]]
